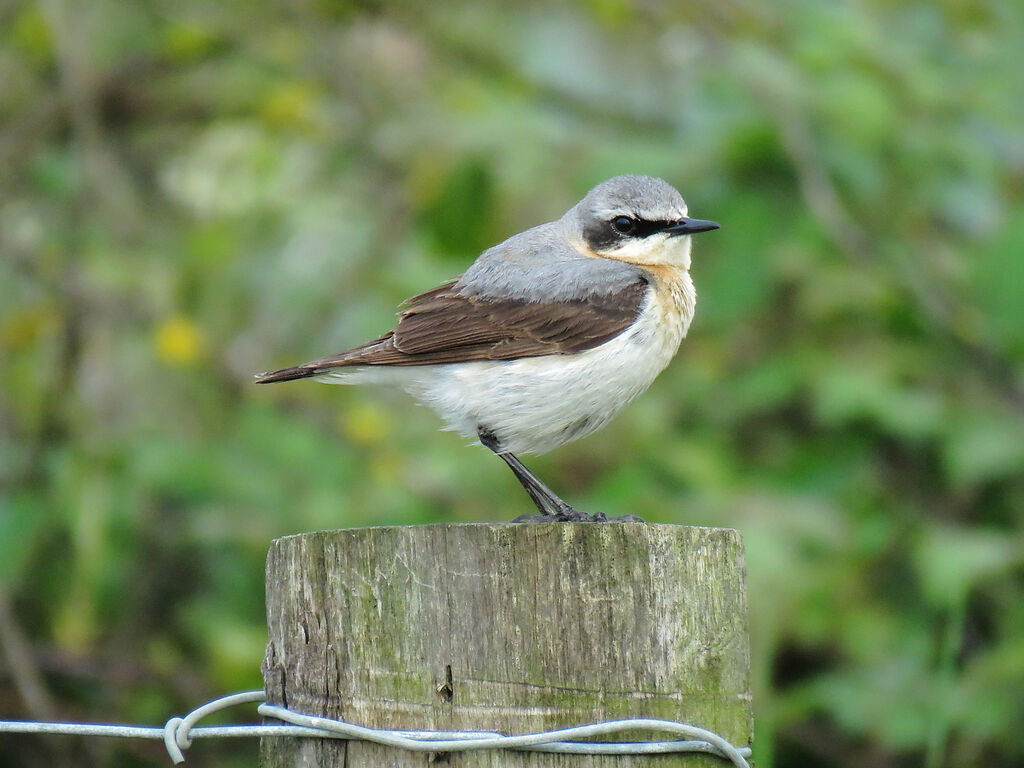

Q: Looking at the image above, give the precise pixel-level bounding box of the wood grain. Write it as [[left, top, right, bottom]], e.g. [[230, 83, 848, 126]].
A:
[[261, 523, 752, 767]]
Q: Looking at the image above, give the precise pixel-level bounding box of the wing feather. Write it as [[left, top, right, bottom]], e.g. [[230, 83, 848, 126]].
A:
[[255, 276, 649, 382]]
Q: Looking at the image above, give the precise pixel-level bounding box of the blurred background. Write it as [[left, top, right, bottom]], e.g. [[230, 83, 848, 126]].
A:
[[1, 0, 1023, 766]]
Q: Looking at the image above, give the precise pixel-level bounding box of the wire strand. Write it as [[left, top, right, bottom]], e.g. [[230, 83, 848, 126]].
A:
[[0, 689, 752, 767]]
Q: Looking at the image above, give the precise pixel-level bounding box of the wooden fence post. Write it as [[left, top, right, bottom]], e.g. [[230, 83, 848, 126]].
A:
[[261, 523, 752, 767]]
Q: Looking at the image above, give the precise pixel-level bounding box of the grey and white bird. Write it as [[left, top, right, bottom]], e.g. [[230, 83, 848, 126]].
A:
[[256, 175, 719, 522]]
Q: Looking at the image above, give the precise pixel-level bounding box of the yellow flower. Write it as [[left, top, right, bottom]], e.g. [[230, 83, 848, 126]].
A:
[[341, 400, 393, 446], [262, 82, 316, 127], [155, 316, 204, 365]]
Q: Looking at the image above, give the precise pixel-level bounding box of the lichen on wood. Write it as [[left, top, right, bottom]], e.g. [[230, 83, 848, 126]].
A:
[[261, 523, 752, 767]]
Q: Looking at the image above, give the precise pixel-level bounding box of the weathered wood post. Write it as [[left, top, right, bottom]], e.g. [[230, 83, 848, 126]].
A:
[[261, 523, 752, 766]]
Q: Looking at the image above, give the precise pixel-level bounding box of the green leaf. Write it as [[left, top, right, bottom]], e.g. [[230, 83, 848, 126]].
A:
[[970, 212, 1024, 357], [943, 411, 1024, 488], [913, 525, 1022, 606]]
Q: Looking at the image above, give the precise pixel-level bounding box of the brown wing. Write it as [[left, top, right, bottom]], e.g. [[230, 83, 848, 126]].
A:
[[255, 278, 648, 382]]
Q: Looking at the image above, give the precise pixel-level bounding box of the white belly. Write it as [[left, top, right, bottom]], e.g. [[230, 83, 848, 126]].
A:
[[320, 275, 694, 455]]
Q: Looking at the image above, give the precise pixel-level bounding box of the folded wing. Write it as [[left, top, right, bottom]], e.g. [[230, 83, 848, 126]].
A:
[[255, 277, 649, 383]]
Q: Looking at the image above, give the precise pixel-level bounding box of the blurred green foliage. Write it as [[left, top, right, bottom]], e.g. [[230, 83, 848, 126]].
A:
[[1, 1, 1023, 766]]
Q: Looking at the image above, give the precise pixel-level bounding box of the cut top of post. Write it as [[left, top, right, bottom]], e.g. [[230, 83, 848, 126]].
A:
[[263, 523, 752, 763]]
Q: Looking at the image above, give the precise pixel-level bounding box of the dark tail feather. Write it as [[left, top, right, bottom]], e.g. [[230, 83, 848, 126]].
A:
[[255, 333, 398, 383], [254, 364, 320, 384]]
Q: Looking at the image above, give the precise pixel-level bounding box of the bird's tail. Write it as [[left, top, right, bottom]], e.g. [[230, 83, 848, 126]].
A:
[[254, 364, 321, 384], [255, 333, 397, 384]]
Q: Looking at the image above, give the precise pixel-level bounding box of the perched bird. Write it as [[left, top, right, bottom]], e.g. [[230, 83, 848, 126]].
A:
[[256, 175, 718, 522]]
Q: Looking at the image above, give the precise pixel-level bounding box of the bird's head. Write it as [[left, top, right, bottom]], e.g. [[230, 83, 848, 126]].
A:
[[565, 175, 719, 269]]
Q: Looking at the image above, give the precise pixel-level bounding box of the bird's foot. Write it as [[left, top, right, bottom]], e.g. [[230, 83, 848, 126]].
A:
[[510, 509, 645, 524]]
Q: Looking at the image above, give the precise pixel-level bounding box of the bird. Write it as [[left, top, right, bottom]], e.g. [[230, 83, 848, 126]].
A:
[[256, 175, 719, 522]]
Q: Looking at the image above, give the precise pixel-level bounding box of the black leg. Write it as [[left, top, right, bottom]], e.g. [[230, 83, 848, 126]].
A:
[[477, 428, 562, 515], [496, 450, 575, 517], [477, 427, 642, 523]]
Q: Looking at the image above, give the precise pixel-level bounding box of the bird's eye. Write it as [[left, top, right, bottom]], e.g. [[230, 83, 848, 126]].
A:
[[611, 216, 636, 235]]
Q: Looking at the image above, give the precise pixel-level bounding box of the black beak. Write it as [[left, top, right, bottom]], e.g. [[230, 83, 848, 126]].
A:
[[664, 217, 720, 236]]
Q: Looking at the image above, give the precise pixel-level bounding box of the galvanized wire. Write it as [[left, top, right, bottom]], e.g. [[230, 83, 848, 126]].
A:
[[0, 689, 752, 767]]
